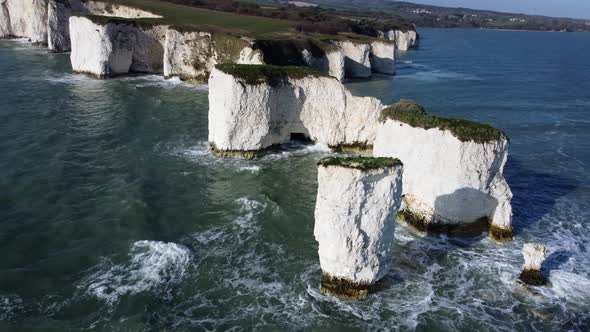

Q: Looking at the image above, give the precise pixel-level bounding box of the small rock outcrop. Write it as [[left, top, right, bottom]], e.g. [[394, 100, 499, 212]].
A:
[[253, 38, 345, 81], [373, 100, 513, 240], [1, 0, 48, 44], [334, 40, 371, 78], [69, 16, 166, 77], [314, 156, 404, 299], [208, 64, 384, 158], [370, 40, 395, 75], [163, 28, 262, 82], [519, 243, 546, 285]]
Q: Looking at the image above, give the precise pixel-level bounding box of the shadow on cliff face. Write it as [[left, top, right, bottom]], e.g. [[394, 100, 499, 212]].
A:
[[344, 58, 371, 79], [433, 187, 497, 234], [504, 158, 578, 234]]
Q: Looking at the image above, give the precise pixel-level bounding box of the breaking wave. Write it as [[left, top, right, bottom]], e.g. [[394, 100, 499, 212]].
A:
[[79, 240, 191, 305]]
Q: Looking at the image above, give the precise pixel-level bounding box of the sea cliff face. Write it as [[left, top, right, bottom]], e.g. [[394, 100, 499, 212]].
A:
[[373, 100, 513, 239], [164, 29, 263, 81], [1, 0, 48, 44], [394, 30, 418, 51], [335, 40, 371, 78], [69, 15, 167, 77], [379, 29, 418, 51], [370, 40, 396, 75], [253, 39, 345, 81], [208, 64, 383, 157]]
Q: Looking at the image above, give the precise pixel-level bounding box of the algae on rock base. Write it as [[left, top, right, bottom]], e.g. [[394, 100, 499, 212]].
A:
[[380, 99, 506, 143], [489, 224, 514, 242], [519, 269, 545, 286], [397, 205, 491, 237]]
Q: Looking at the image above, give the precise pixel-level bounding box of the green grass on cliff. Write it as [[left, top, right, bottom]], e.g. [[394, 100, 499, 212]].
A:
[[95, 0, 293, 37], [379, 100, 506, 143], [317, 157, 403, 170], [216, 64, 332, 85]]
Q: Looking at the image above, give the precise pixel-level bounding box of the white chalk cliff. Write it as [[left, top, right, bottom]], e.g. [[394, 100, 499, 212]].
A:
[[163, 28, 263, 81], [0, 0, 48, 44], [69, 15, 167, 76], [373, 100, 513, 239], [334, 40, 371, 78], [379, 29, 418, 51], [394, 30, 417, 51], [82, 1, 161, 18], [370, 40, 395, 75], [301, 48, 345, 82], [208, 65, 383, 155], [314, 157, 403, 298]]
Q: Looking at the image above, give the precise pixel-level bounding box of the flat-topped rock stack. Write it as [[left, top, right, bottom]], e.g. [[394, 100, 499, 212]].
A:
[[208, 64, 384, 158], [314, 157, 404, 299], [374, 100, 513, 241], [519, 243, 546, 286]]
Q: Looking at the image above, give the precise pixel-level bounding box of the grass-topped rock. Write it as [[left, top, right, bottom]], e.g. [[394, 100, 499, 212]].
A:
[[216, 64, 332, 85], [380, 99, 506, 143], [317, 156, 402, 170]]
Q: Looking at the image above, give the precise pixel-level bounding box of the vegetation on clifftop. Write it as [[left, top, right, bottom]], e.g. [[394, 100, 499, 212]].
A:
[[216, 64, 331, 85], [380, 100, 506, 143], [317, 157, 402, 170]]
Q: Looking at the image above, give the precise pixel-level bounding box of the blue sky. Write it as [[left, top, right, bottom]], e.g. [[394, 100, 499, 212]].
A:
[[406, 0, 590, 19]]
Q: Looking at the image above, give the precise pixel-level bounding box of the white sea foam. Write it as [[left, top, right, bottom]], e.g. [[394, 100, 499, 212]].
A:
[[239, 165, 261, 173], [126, 75, 208, 90], [80, 240, 191, 305], [46, 73, 93, 84], [0, 294, 23, 321]]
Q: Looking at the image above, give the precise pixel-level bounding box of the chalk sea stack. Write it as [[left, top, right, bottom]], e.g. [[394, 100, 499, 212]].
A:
[[373, 100, 513, 240], [519, 243, 546, 286], [314, 157, 404, 299], [207, 64, 383, 158]]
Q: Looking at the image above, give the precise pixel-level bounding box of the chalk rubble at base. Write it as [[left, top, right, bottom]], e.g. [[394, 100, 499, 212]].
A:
[[519, 243, 546, 285], [314, 157, 404, 299], [207, 64, 384, 157], [373, 100, 513, 240]]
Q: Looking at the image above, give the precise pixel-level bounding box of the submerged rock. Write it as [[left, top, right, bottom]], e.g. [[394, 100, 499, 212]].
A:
[[207, 64, 383, 158], [314, 156, 404, 299], [373, 100, 513, 239], [519, 243, 546, 285]]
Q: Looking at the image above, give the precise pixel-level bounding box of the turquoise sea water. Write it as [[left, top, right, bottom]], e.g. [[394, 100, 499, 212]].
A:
[[1, 28, 589, 330]]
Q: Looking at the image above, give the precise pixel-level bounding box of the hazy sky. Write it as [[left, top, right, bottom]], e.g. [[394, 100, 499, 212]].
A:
[[406, 0, 590, 19]]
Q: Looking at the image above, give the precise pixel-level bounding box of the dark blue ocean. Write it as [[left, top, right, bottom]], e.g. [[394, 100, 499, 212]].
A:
[[1, 28, 589, 330]]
